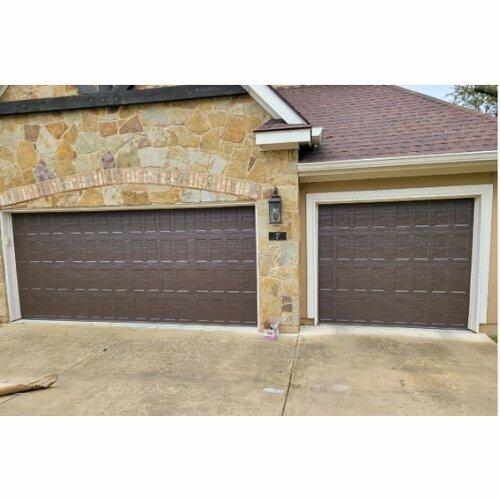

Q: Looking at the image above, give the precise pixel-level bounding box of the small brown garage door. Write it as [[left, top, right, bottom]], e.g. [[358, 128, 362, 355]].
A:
[[318, 199, 474, 328], [13, 207, 257, 325]]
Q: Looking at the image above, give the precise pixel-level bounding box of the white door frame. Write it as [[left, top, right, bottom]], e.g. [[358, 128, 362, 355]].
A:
[[306, 184, 494, 332], [1, 211, 21, 321], [0, 201, 260, 327]]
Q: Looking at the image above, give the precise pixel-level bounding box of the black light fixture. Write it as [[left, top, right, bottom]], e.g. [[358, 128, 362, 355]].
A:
[[268, 187, 282, 225]]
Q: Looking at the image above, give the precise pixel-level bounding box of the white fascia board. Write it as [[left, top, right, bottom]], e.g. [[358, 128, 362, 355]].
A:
[[255, 128, 312, 151], [299, 150, 498, 174], [243, 85, 306, 125]]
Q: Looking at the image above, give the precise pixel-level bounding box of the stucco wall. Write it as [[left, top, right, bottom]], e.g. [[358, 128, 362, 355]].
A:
[[299, 172, 497, 334], [0, 90, 301, 332]]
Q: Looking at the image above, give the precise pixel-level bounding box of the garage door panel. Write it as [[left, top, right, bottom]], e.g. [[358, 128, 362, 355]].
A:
[[453, 201, 474, 226], [13, 206, 257, 325], [413, 263, 432, 292], [370, 297, 391, 324], [447, 297, 470, 327], [413, 202, 431, 227], [395, 264, 412, 292], [430, 295, 451, 327], [353, 297, 370, 323], [449, 233, 472, 260], [318, 235, 333, 260], [242, 236, 256, 261], [318, 266, 333, 292], [446, 263, 470, 293], [318, 199, 474, 329], [413, 234, 431, 259], [353, 266, 370, 291], [318, 291, 334, 322], [355, 233, 374, 260], [371, 266, 395, 292], [408, 297, 432, 326], [335, 266, 352, 291], [431, 266, 448, 292], [237, 295, 258, 324], [354, 204, 372, 227], [393, 297, 409, 325], [395, 233, 412, 259], [333, 235, 350, 259]]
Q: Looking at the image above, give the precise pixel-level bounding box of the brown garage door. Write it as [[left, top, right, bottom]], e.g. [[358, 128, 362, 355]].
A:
[[13, 207, 257, 325], [318, 199, 474, 328]]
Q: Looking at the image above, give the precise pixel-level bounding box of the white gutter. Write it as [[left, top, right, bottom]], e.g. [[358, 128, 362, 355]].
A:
[[299, 150, 498, 176]]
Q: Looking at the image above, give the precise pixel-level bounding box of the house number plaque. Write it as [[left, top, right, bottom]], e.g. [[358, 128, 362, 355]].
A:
[[268, 232, 287, 241]]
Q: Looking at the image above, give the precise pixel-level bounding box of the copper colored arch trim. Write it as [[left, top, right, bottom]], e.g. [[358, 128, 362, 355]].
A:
[[0, 167, 274, 207]]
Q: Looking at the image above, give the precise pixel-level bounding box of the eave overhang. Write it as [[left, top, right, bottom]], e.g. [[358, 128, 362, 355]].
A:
[[242, 85, 307, 125], [298, 150, 498, 182]]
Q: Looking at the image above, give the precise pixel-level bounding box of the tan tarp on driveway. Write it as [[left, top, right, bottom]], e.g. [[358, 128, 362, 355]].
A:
[[0, 374, 58, 397]]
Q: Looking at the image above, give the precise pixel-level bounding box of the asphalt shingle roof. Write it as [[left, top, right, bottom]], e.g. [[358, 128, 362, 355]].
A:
[[276, 85, 497, 163]]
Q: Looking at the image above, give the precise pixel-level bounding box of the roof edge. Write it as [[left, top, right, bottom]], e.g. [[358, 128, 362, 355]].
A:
[[242, 85, 308, 125]]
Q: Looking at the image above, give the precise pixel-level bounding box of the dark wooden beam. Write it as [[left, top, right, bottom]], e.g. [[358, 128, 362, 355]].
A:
[[75, 85, 134, 95], [111, 85, 134, 92], [0, 85, 247, 116], [76, 85, 99, 95]]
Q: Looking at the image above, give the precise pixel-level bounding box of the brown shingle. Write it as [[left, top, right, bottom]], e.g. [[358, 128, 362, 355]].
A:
[[276, 85, 497, 163]]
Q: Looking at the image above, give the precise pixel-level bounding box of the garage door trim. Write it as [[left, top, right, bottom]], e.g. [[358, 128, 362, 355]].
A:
[[1, 202, 260, 327], [306, 185, 493, 332]]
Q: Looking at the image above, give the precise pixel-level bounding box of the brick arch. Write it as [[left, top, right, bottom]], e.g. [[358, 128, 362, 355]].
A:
[[0, 167, 274, 207]]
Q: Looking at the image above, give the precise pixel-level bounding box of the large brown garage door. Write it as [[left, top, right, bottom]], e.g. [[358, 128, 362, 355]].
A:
[[13, 207, 257, 325], [318, 199, 474, 328]]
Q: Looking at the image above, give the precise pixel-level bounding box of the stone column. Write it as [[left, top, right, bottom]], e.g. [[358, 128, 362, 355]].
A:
[[256, 150, 300, 333]]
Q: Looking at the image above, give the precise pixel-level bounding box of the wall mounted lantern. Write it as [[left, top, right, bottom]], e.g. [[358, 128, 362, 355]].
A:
[[268, 187, 282, 225]]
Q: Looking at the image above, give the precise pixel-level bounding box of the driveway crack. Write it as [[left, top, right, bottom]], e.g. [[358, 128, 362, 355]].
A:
[[0, 344, 112, 408], [281, 332, 300, 416]]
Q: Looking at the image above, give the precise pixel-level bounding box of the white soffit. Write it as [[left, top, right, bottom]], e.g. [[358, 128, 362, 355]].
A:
[[243, 85, 307, 125]]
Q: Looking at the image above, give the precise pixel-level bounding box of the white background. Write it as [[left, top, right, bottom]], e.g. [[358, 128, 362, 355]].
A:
[[1, 1, 499, 499]]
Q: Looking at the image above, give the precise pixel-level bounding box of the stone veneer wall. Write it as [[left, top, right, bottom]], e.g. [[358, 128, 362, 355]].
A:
[[0, 90, 300, 331]]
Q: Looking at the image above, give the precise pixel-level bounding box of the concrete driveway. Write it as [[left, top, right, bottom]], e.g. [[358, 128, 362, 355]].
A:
[[0, 322, 497, 415]]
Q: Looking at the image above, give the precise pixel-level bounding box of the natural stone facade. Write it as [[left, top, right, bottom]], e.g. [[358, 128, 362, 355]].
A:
[[0, 88, 300, 331]]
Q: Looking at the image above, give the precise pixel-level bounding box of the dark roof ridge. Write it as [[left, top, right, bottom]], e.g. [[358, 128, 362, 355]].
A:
[[387, 85, 497, 121]]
